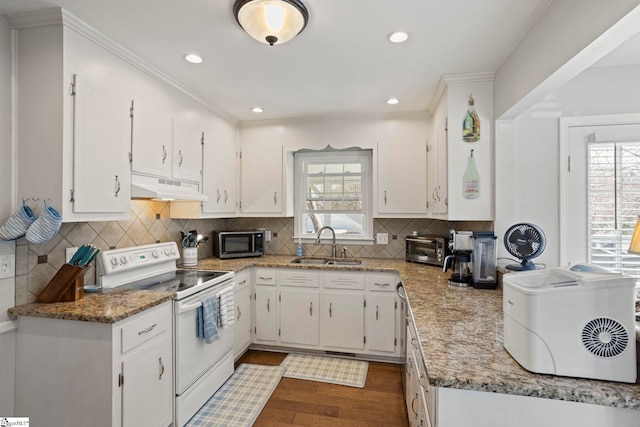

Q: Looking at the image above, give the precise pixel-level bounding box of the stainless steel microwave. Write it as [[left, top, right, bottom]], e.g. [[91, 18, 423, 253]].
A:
[[213, 231, 265, 259]]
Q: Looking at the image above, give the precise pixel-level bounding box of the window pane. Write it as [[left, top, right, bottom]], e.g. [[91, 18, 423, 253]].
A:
[[588, 141, 640, 277], [302, 213, 365, 235]]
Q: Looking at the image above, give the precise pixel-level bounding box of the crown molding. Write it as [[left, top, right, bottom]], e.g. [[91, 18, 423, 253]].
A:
[[7, 7, 238, 126], [428, 71, 495, 114], [238, 110, 429, 128]]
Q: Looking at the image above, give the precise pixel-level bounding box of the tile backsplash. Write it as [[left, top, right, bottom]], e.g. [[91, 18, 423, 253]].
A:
[[15, 200, 491, 304]]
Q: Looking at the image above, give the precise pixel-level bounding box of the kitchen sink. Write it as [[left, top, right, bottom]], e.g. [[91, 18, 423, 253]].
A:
[[290, 257, 362, 266]]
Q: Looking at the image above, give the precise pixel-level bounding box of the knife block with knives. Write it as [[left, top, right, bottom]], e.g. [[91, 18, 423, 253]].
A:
[[38, 244, 100, 303]]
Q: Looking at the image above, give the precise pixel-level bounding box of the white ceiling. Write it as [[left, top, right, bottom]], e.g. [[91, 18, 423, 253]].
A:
[[1, 0, 556, 122]]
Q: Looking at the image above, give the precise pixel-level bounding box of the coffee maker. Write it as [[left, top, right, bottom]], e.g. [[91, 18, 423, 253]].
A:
[[443, 230, 473, 287], [471, 231, 498, 289]]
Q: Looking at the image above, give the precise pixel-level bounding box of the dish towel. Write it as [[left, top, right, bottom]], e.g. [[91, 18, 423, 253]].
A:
[[217, 286, 235, 328], [197, 296, 219, 344]]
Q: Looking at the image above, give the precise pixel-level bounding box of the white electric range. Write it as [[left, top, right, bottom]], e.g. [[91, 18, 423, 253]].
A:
[[96, 242, 236, 427]]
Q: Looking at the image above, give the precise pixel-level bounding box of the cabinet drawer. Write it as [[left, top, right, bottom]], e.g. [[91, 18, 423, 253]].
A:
[[121, 303, 171, 354], [234, 271, 250, 291], [279, 270, 319, 287], [365, 274, 397, 292], [255, 268, 277, 285], [323, 271, 365, 290]]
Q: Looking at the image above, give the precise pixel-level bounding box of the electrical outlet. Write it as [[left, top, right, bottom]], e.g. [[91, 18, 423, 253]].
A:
[[376, 233, 389, 245], [0, 254, 14, 278], [66, 247, 79, 263], [265, 230, 272, 242]]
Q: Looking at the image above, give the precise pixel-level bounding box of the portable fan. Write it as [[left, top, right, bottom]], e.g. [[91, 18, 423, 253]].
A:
[[503, 223, 546, 270]]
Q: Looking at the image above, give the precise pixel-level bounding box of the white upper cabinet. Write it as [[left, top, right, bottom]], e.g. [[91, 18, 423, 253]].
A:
[[13, 17, 131, 222], [201, 118, 238, 216], [131, 103, 173, 178], [172, 118, 203, 183], [240, 129, 291, 216], [376, 139, 427, 215], [427, 74, 494, 221], [72, 74, 131, 215]]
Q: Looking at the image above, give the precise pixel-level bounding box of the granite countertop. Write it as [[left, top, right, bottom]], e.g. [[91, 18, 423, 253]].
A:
[[189, 255, 640, 410], [7, 290, 174, 323], [8, 254, 639, 409]]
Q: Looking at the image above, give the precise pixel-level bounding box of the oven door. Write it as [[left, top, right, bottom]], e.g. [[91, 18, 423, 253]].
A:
[[174, 280, 234, 396]]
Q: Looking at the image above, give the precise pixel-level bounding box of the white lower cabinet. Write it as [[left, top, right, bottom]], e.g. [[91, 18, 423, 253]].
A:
[[406, 318, 434, 427], [15, 301, 173, 427], [322, 291, 365, 350], [250, 268, 402, 359], [280, 288, 320, 346], [254, 268, 279, 343], [233, 270, 252, 359]]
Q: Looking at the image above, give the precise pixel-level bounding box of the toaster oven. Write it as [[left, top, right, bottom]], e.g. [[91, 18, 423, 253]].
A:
[[405, 235, 449, 266]]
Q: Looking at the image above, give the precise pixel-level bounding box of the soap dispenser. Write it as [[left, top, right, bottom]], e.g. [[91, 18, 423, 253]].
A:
[[296, 239, 303, 257]]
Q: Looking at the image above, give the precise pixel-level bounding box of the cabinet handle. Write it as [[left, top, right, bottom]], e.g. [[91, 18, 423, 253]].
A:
[[410, 338, 418, 349], [114, 175, 121, 197], [237, 306, 241, 321], [267, 298, 270, 313], [224, 190, 228, 203], [274, 191, 277, 205], [374, 282, 390, 288], [376, 305, 379, 321], [178, 150, 184, 167], [411, 394, 418, 416], [258, 276, 273, 281], [309, 301, 313, 317], [418, 373, 429, 390], [432, 188, 437, 202], [138, 323, 157, 335], [329, 302, 332, 318], [162, 145, 167, 163], [159, 357, 165, 380], [238, 279, 247, 285], [384, 190, 387, 204], [216, 189, 221, 203], [436, 185, 441, 201]]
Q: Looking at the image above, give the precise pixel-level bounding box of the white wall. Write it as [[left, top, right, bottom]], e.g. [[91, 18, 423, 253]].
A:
[[495, 64, 640, 267], [0, 15, 16, 417]]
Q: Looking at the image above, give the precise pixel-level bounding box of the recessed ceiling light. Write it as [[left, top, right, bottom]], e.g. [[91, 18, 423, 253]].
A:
[[387, 98, 399, 105], [387, 31, 409, 43], [252, 106, 264, 113], [184, 53, 203, 64]]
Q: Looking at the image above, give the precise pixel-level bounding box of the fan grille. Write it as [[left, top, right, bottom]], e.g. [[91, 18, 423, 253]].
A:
[[581, 317, 628, 358], [504, 223, 546, 260]]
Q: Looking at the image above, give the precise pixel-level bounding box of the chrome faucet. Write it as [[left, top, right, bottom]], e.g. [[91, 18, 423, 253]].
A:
[[315, 226, 337, 258]]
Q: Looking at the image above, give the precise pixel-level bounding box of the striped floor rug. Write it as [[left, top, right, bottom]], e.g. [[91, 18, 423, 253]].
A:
[[186, 363, 285, 427], [280, 353, 369, 388]]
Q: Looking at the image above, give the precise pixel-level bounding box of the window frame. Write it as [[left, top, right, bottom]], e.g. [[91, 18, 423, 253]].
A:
[[294, 148, 374, 244]]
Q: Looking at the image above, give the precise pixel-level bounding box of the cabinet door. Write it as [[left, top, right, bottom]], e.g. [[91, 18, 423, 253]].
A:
[[377, 139, 427, 214], [280, 288, 320, 346], [366, 293, 397, 353], [131, 101, 173, 177], [240, 142, 283, 214], [233, 284, 251, 358], [322, 291, 364, 350], [72, 74, 131, 214], [173, 118, 203, 182], [254, 285, 278, 342], [121, 336, 172, 427], [435, 115, 448, 214], [202, 129, 237, 215]]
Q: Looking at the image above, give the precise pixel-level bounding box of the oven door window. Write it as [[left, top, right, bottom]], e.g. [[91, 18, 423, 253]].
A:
[[223, 235, 253, 254]]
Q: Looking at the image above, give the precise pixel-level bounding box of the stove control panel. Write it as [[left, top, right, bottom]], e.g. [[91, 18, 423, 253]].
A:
[[97, 242, 180, 276]]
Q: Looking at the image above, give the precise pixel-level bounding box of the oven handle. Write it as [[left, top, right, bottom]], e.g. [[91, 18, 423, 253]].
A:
[[176, 300, 203, 315]]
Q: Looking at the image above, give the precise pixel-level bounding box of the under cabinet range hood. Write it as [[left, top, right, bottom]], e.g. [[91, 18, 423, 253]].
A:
[[131, 173, 208, 201]]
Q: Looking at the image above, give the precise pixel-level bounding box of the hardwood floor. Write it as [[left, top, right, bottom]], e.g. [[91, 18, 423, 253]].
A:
[[235, 350, 409, 427]]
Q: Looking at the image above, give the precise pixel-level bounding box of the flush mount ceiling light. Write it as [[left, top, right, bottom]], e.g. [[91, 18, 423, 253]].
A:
[[387, 31, 409, 43], [387, 97, 400, 105], [251, 106, 264, 113], [233, 0, 309, 46]]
